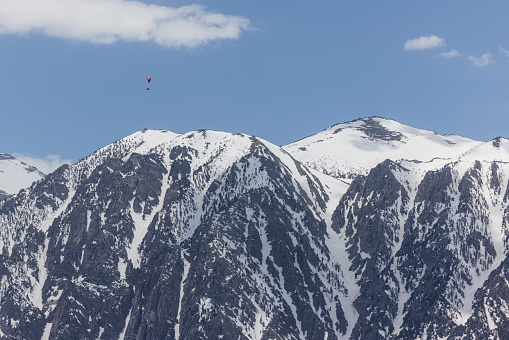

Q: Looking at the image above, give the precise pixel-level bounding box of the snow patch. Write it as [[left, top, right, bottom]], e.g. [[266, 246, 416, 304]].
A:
[[485, 298, 496, 330], [118, 257, 127, 281], [175, 255, 190, 340], [199, 297, 213, 322], [41, 322, 52, 340], [127, 168, 170, 268], [118, 306, 132, 340], [31, 238, 49, 309]]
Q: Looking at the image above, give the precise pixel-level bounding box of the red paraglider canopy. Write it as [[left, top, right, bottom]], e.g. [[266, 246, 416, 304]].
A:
[[147, 76, 151, 83]]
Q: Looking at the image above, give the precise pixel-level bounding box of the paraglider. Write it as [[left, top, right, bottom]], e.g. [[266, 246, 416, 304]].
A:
[[147, 76, 151, 90]]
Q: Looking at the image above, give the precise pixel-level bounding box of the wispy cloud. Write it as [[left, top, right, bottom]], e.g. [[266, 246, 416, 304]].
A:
[[404, 35, 445, 50], [437, 49, 461, 58], [13, 153, 72, 174], [498, 45, 509, 57], [467, 53, 494, 67], [0, 0, 251, 48]]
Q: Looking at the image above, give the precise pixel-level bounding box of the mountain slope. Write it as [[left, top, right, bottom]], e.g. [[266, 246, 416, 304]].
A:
[[0, 153, 45, 199], [283, 117, 482, 181]]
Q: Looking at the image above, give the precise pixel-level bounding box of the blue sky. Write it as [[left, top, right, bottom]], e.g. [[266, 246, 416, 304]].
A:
[[2, 0, 509, 171]]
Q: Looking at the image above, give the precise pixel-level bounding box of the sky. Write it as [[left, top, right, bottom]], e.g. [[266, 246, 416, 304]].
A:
[[2, 0, 509, 172]]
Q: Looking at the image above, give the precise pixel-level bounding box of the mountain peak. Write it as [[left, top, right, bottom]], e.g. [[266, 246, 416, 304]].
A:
[[458, 136, 509, 162], [0, 153, 15, 160], [283, 117, 483, 180], [492, 136, 508, 148], [341, 117, 405, 142], [0, 153, 45, 199]]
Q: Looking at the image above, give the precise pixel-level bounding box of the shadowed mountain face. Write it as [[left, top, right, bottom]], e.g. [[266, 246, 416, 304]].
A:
[[0, 191, 9, 200], [1, 119, 509, 339]]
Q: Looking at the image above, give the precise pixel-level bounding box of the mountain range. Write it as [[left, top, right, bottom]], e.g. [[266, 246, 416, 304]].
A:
[[1, 117, 508, 339]]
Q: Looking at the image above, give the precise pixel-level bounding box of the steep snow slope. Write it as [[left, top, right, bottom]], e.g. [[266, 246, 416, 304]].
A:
[[0, 153, 45, 199], [283, 117, 482, 181]]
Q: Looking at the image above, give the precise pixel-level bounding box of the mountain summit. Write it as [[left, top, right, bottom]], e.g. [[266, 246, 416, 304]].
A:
[[1, 119, 508, 339], [283, 117, 482, 180], [0, 153, 45, 199]]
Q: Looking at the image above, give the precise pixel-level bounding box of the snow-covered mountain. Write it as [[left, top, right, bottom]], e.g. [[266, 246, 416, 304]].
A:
[[0, 129, 349, 339], [0, 153, 45, 199], [283, 117, 482, 181], [1, 119, 509, 339], [329, 136, 509, 339]]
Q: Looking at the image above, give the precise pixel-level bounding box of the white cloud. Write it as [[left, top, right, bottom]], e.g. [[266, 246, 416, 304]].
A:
[[13, 153, 72, 174], [467, 53, 494, 67], [498, 45, 509, 57], [0, 0, 251, 48], [404, 35, 446, 50], [438, 49, 461, 58]]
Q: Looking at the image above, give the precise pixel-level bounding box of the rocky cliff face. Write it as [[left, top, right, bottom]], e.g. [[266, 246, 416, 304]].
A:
[[1, 119, 509, 339], [330, 152, 509, 339]]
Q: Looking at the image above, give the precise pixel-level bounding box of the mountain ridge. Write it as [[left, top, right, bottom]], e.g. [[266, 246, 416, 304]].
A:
[[1, 117, 509, 339]]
